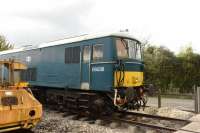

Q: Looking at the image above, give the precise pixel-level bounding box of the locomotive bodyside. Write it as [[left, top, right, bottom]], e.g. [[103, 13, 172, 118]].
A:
[[0, 37, 114, 91]]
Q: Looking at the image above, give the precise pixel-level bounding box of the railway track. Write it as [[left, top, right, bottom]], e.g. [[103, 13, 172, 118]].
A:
[[104, 110, 195, 133], [116, 110, 191, 123], [62, 108, 194, 132], [44, 104, 195, 133]]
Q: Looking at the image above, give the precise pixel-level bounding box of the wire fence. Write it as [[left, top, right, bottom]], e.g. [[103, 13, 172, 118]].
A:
[[146, 86, 200, 113]]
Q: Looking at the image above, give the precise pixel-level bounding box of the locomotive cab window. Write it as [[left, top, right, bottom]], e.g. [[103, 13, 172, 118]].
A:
[[116, 38, 142, 60], [93, 44, 104, 61], [116, 39, 128, 58]]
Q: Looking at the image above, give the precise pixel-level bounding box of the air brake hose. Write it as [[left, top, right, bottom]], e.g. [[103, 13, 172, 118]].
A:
[[116, 60, 125, 87], [120, 63, 125, 86]]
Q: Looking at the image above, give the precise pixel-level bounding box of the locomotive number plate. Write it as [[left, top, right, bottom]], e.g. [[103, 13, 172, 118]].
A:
[[92, 67, 104, 72]]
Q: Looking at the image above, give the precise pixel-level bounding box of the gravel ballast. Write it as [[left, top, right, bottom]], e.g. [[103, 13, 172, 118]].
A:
[[32, 110, 140, 133], [32, 107, 194, 133]]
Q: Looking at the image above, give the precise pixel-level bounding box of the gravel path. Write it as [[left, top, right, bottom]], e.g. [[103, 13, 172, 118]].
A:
[[147, 97, 194, 111]]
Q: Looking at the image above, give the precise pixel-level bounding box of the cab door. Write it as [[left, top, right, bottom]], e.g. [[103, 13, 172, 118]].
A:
[[80, 45, 91, 90], [91, 44, 113, 91]]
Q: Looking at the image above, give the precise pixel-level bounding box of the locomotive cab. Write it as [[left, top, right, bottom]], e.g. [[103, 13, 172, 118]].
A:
[[113, 37, 146, 110]]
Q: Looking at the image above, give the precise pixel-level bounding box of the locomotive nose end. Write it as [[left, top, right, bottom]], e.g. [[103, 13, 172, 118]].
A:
[[114, 71, 143, 88]]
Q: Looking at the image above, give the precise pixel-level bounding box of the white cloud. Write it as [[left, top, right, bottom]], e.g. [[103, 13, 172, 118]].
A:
[[0, 0, 94, 46], [0, 0, 199, 53]]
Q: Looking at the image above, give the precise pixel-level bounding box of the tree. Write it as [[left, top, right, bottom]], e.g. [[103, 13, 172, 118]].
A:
[[144, 45, 176, 93], [175, 46, 200, 93], [0, 35, 13, 51], [144, 43, 200, 94]]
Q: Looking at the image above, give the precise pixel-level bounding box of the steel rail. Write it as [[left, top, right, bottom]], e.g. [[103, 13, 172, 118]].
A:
[[113, 118, 178, 132], [113, 118, 199, 133], [116, 110, 191, 123]]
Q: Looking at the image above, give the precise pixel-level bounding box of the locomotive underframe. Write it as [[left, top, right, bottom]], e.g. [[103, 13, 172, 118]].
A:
[[32, 85, 147, 115], [32, 87, 115, 114]]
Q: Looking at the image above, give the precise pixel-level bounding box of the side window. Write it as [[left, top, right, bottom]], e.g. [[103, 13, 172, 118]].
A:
[[83, 46, 90, 62], [65, 46, 80, 63], [20, 70, 27, 81], [65, 48, 70, 63], [72, 47, 80, 63], [30, 68, 37, 81], [21, 68, 37, 81], [93, 44, 104, 61], [20, 68, 37, 81]]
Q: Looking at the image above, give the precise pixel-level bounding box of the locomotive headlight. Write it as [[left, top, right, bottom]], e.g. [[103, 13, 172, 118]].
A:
[[135, 78, 139, 83], [132, 77, 138, 84]]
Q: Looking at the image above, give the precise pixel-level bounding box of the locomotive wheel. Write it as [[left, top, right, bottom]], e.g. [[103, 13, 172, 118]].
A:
[[89, 98, 104, 116], [89, 96, 114, 118]]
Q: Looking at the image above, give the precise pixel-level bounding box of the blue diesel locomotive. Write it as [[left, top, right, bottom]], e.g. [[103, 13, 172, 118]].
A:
[[0, 33, 146, 112]]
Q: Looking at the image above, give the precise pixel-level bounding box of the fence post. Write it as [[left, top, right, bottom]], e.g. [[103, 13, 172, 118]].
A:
[[194, 86, 200, 113], [158, 88, 161, 108]]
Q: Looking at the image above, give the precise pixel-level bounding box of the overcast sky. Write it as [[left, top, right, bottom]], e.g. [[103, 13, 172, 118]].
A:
[[0, 0, 199, 53]]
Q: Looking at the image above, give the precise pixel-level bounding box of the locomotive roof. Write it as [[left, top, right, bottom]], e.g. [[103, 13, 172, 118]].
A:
[[0, 32, 140, 55]]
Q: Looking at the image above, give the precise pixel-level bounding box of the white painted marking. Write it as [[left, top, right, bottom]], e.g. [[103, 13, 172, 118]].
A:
[[81, 82, 89, 90], [26, 56, 31, 62]]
